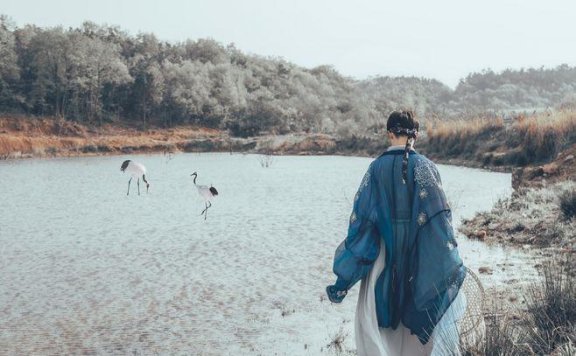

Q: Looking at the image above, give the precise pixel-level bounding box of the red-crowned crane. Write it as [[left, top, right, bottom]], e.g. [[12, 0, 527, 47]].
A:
[[190, 172, 218, 220], [121, 160, 150, 196]]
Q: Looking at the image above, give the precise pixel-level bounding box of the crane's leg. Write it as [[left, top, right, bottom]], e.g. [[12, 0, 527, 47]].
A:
[[205, 201, 211, 220], [127, 178, 132, 196], [137, 177, 140, 195], [201, 201, 212, 220]]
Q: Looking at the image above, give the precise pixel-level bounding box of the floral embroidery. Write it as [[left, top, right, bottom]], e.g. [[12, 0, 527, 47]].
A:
[[417, 212, 427, 226], [419, 189, 428, 199], [354, 165, 372, 202], [415, 159, 440, 188], [359, 169, 371, 190]]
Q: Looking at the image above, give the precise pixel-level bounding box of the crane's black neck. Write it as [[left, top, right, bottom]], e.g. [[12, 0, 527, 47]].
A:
[[121, 160, 131, 172]]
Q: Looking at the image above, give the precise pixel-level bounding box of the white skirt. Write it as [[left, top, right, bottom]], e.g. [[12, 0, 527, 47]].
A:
[[355, 244, 467, 356]]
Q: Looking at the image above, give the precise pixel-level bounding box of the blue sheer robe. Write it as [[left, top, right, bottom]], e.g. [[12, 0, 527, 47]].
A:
[[331, 150, 466, 344]]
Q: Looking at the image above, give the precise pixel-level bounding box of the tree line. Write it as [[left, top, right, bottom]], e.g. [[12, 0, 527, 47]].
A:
[[1, 16, 575, 137]]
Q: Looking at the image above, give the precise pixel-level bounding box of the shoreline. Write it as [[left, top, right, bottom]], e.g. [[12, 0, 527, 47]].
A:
[[0, 118, 513, 174]]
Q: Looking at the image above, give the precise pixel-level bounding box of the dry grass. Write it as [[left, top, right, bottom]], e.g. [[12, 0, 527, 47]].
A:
[[461, 259, 576, 356], [427, 117, 505, 142], [523, 260, 576, 354], [514, 110, 576, 144], [507, 111, 576, 163], [422, 110, 576, 166], [461, 312, 523, 356], [424, 116, 504, 160], [325, 326, 353, 355], [0, 116, 227, 158]]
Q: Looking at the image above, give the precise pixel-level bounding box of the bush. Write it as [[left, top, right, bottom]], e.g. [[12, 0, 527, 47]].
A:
[[559, 189, 576, 220], [506, 151, 529, 166]]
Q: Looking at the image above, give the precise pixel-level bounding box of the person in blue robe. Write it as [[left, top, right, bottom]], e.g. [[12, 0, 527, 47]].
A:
[[326, 111, 466, 355]]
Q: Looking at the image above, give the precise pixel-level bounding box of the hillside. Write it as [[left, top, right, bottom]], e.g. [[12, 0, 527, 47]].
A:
[[2, 16, 576, 140]]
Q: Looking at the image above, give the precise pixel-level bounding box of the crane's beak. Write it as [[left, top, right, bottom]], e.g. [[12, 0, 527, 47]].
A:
[[146, 183, 150, 193]]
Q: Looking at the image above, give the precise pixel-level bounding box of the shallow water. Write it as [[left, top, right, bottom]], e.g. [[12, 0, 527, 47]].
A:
[[0, 153, 539, 355]]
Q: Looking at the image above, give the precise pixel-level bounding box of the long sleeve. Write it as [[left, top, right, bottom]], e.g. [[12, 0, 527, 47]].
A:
[[332, 163, 381, 291]]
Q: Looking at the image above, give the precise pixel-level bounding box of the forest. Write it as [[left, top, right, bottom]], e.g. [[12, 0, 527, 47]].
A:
[[1, 15, 576, 137]]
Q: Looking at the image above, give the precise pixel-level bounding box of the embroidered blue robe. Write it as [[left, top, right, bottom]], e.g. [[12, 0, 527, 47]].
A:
[[332, 150, 466, 344]]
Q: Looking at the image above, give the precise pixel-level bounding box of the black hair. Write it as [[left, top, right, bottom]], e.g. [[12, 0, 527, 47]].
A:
[[386, 111, 419, 184]]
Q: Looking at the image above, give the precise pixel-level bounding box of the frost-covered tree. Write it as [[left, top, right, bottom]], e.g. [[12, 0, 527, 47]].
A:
[[0, 16, 19, 108], [2, 15, 576, 136]]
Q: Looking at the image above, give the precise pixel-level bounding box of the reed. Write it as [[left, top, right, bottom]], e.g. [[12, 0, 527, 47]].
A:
[[523, 259, 576, 354], [424, 117, 504, 159], [422, 110, 576, 166], [509, 111, 576, 162]]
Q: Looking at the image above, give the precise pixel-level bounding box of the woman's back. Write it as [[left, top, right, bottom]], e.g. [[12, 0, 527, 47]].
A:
[[327, 111, 466, 355]]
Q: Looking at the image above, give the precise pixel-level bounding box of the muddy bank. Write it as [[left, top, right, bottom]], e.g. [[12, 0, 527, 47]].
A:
[[511, 143, 576, 189]]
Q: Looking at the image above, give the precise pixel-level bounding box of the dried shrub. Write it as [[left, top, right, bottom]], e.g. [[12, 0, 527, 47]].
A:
[[326, 326, 349, 355], [524, 260, 576, 354]]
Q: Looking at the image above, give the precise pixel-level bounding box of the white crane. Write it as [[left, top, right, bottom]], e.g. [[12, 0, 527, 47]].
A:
[[120, 160, 150, 196], [190, 172, 218, 220]]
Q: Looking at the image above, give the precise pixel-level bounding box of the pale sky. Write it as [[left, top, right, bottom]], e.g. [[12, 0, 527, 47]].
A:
[[3, 0, 576, 87]]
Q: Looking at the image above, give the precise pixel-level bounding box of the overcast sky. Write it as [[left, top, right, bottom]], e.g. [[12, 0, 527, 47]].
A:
[[3, 0, 575, 87]]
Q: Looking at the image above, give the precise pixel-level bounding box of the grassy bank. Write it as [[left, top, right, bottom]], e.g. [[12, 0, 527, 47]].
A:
[[423, 110, 576, 167], [460, 181, 576, 249], [0, 116, 390, 160], [420, 110, 576, 190], [4, 110, 575, 169], [0, 117, 259, 159]]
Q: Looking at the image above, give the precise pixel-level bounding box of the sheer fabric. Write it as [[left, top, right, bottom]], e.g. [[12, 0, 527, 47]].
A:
[[355, 240, 467, 356], [332, 149, 466, 350]]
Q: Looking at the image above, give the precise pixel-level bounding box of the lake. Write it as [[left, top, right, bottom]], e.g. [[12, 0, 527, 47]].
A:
[[0, 153, 539, 355]]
